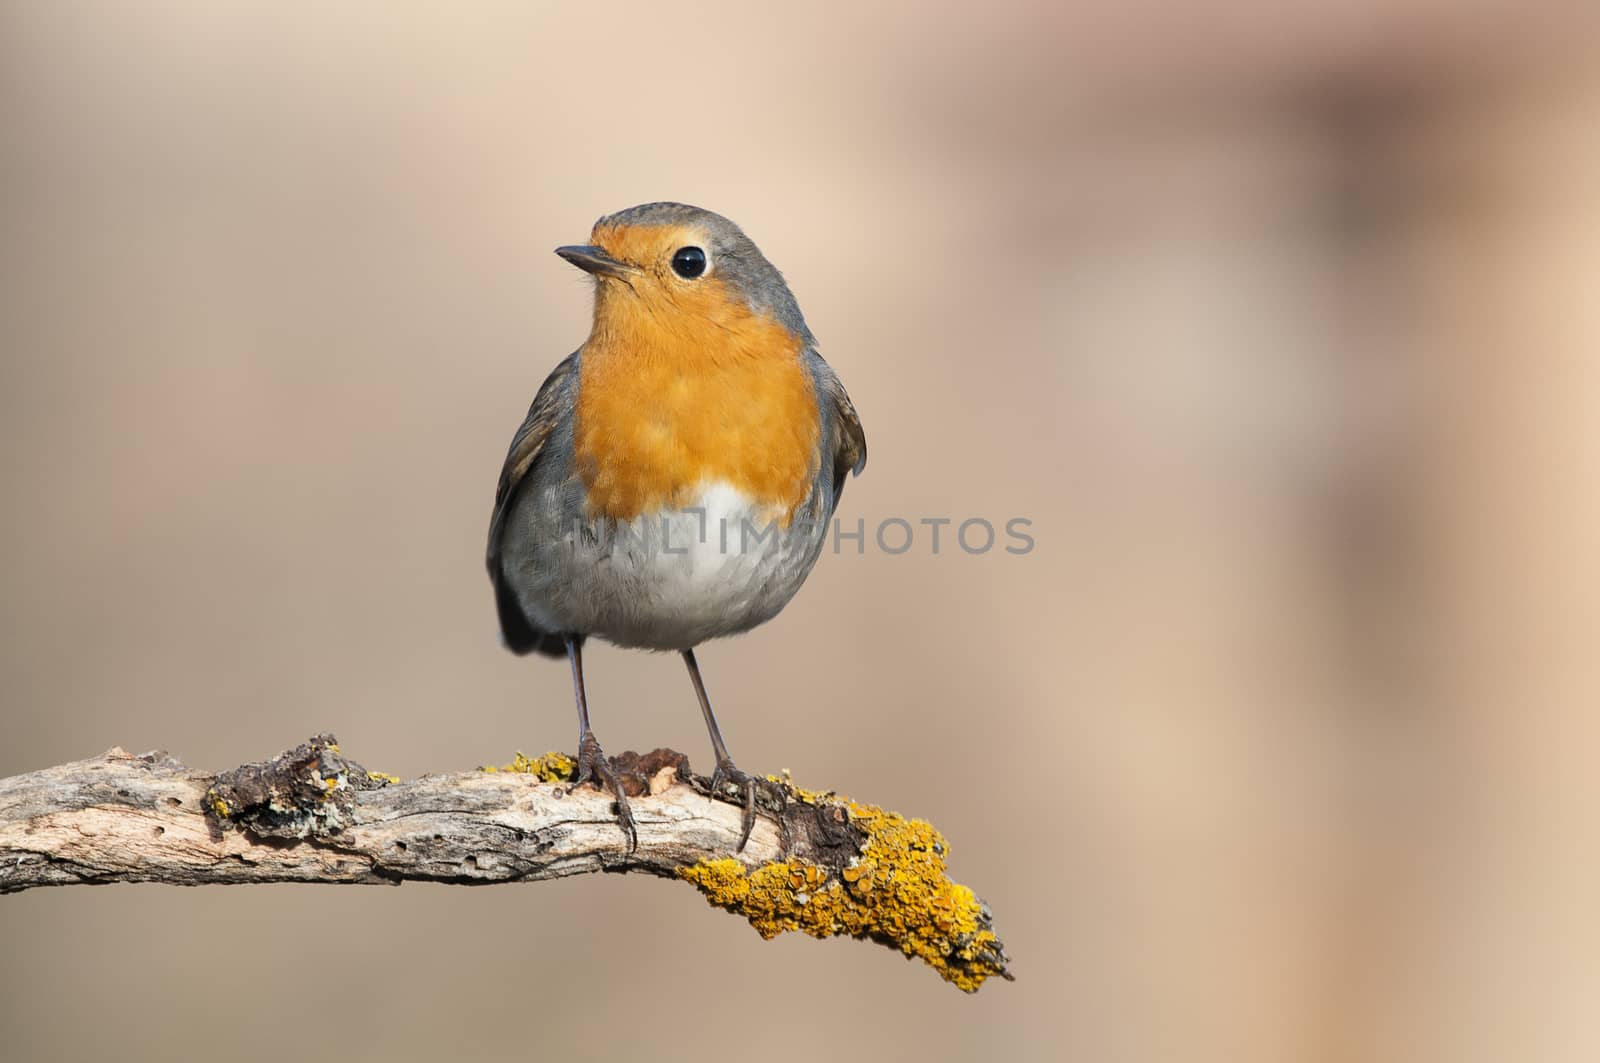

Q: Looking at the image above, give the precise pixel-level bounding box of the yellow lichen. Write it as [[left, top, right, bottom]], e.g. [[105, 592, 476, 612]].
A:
[[205, 791, 231, 818], [481, 751, 577, 784], [366, 771, 401, 785], [678, 792, 1009, 992]]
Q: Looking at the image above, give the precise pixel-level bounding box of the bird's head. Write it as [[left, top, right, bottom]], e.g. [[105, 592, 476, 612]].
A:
[[556, 203, 814, 353]]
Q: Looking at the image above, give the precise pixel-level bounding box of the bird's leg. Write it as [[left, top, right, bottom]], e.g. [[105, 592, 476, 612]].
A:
[[683, 647, 786, 852], [562, 636, 637, 852]]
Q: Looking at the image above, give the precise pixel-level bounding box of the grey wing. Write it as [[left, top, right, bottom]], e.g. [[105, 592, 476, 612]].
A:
[[486, 352, 579, 657], [804, 348, 867, 516]]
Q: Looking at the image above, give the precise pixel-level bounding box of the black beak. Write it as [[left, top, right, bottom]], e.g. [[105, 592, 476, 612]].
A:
[[555, 244, 634, 278]]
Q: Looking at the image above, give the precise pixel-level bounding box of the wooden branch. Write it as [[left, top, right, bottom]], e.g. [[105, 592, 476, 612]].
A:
[[0, 734, 1012, 992]]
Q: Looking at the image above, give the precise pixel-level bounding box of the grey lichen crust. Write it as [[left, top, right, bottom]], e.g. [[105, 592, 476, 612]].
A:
[[203, 733, 392, 839]]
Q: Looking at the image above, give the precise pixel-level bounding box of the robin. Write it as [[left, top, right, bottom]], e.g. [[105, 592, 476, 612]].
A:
[[486, 202, 866, 852]]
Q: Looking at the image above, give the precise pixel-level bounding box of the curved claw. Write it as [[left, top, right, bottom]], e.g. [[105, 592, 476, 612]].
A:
[[566, 732, 638, 853], [708, 757, 787, 852]]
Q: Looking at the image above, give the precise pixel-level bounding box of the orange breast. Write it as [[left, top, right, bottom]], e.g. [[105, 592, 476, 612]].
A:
[[573, 277, 821, 524]]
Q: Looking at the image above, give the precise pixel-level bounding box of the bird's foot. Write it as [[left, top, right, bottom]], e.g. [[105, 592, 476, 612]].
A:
[[565, 731, 638, 853], [708, 757, 788, 852]]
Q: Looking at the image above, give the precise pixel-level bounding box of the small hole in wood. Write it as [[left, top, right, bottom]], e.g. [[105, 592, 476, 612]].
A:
[[164, 797, 181, 808], [395, 841, 408, 852], [464, 856, 478, 871], [153, 826, 165, 838]]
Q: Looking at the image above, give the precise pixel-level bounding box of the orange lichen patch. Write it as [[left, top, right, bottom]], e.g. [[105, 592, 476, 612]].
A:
[[678, 792, 1011, 993], [480, 751, 577, 783], [574, 225, 820, 524]]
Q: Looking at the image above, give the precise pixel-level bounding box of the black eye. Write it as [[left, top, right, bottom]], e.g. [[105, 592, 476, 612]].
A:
[[671, 246, 707, 279]]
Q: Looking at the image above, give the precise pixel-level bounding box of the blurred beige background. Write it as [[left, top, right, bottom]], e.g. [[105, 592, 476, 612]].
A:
[[3, 3, 1599, 1061]]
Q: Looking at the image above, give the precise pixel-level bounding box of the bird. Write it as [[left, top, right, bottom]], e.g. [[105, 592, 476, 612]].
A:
[[486, 202, 866, 852]]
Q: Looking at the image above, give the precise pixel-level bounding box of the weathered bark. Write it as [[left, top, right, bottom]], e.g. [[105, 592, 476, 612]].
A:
[[0, 735, 1012, 992]]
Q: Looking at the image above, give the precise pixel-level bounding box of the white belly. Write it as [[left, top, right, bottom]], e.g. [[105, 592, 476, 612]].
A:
[[505, 481, 827, 650]]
